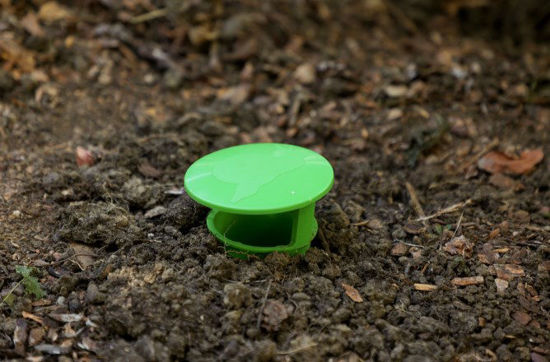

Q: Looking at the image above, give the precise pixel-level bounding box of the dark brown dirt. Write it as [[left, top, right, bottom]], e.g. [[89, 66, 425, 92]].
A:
[[1, 1, 549, 361]]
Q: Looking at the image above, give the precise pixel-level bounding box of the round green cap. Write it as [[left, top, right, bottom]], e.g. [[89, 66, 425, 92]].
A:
[[184, 143, 334, 215]]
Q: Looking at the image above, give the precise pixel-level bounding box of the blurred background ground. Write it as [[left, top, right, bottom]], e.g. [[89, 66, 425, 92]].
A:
[[1, 0, 549, 361]]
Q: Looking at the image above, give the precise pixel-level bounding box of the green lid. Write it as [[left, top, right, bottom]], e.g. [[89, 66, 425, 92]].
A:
[[184, 143, 333, 215], [184, 143, 334, 258]]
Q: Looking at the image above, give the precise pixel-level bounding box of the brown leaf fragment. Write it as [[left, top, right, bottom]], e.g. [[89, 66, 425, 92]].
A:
[[488, 228, 500, 239], [138, 161, 162, 178], [443, 235, 473, 258], [478, 243, 498, 264], [451, 276, 484, 286], [512, 311, 531, 326], [414, 283, 438, 291], [478, 149, 544, 175], [0, 35, 36, 72], [495, 264, 525, 281], [22, 311, 45, 325], [21, 12, 45, 37], [342, 283, 363, 302], [38, 2, 73, 24]]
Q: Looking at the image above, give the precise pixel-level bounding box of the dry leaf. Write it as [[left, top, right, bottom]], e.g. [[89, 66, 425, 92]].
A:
[[342, 283, 363, 302], [443, 235, 473, 258], [21, 12, 45, 37], [75, 146, 94, 167], [70, 243, 95, 270], [0, 35, 36, 72], [38, 1, 73, 23], [495, 264, 525, 281], [478, 149, 544, 175]]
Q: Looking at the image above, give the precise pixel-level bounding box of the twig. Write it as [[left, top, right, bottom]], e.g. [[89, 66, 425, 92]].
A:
[[0, 279, 23, 308], [129, 8, 168, 24], [450, 209, 465, 240], [416, 199, 472, 222], [277, 343, 318, 355], [256, 279, 272, 329], [405, 182, 426, 221]]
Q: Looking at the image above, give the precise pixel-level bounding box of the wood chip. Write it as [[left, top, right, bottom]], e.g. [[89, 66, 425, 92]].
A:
[[451, 276, 484, 286], [342, 283, 363, 303], [48, 313, 83, 323], [488, 228, 500, 239], [414, 283, 438, 291], [22, 311, 45, 325]]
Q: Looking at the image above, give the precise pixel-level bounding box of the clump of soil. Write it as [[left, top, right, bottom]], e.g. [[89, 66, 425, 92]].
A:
[[55, 202, 144, 247]]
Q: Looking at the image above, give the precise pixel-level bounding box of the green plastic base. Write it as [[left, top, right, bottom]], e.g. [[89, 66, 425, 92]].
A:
[[206, 203, 318, 259]]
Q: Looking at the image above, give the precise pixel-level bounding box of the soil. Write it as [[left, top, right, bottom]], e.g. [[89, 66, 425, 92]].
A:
[[1, 1, 549, 361]]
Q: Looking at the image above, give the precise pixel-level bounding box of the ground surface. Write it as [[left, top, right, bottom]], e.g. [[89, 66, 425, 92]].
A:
[[1, 1, 549, 361]]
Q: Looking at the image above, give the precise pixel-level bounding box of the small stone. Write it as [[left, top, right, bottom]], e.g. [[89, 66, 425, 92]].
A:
[[495, 278, 509, 294], [163, 67, 184, 89], [86, 283, 105, 304], [512, 311, 531, 326], [144, 206, 167, 219], [294, 63, 316, 84], [384, 85, 408, 98]]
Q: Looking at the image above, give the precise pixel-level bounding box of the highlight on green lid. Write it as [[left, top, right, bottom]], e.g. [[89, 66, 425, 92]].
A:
[[184, 143, 334, 258]]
